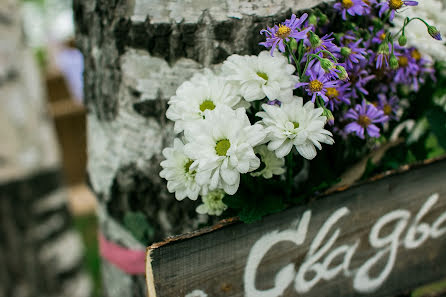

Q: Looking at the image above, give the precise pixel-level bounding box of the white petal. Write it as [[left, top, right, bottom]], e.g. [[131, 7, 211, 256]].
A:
[[296, 142, 317, 160]]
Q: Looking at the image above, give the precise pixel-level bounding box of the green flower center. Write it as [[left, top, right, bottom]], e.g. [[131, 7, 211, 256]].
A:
[[256, 71, 269, 81], [184, 159, 194, 173], [215, 139, 231, 156], [293, 121, 300, 129], [199, 100, 216, 112]]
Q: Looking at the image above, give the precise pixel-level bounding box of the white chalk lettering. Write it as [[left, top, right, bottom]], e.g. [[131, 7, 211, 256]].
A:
[[244, 193, 446, 297]]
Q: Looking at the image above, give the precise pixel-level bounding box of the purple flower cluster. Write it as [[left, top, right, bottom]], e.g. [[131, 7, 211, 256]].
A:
[[259, 2, 438, 140]]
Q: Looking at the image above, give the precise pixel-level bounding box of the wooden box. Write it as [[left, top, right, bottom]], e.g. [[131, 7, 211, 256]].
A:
[[146, 157, 446, 297]]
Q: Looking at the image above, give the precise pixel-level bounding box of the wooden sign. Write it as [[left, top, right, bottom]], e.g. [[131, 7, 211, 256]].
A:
[[146, 158, 446, 297]]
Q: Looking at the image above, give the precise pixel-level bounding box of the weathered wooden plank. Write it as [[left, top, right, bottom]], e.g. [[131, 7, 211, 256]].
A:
[[146, 158, 446, 297]]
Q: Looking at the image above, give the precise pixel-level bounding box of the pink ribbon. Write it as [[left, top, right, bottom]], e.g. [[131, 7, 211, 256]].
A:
[[98, 233, 146, 275]]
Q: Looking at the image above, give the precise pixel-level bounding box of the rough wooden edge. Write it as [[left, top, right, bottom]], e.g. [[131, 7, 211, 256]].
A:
[[146, 154, 446, 254], [145, 251, 157, 297]]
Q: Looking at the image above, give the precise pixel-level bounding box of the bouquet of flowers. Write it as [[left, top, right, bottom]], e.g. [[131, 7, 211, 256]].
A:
[[160, 0, 446, 223]]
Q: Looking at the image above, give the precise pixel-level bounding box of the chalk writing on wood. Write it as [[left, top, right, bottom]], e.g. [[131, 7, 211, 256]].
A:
[[146, 158, 446, 297]]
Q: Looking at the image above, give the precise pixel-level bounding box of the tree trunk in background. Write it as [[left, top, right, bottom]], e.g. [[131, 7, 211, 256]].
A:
[[73, 1, 322, 296], [0, 1, 91, 297]]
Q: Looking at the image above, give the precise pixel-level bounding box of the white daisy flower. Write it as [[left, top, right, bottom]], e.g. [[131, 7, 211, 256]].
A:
[[257, 97, 334, 160], [159, 138, 204, 201], [196, 190, 228, 216], [251, 145, 286, 179], [392, 0, 446, 61], [184, 105, 266, 195], [222, 51, 298, 102], [166, 70, 241, 133]]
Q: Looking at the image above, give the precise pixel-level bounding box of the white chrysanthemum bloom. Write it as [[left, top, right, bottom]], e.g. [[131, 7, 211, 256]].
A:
[[251, 145, 286, 179], [256, 97, 334, 160], [184, 105, 266, 195], [159, 138, 204, 201], [221, 51, 298, 102], [196, 190, 227, 216], [392, 0, 446, 61], [166, 70, 241, 133]]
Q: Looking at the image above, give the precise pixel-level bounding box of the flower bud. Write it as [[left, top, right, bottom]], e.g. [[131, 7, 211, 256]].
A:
[[389, 54, 399, 70], [377, 42, 390, 55], [308, 14, 318, 25], [398, 34, 407, 46], [320, 58, 335, 72], [318, 13, 328, 24], [341, 47, 352, 57], [289, 38, 298, 52], [336, 65, 349, 81], [322, 108, 335, 125], [309, 31, 322, 48], [427, 25, 442, 41]]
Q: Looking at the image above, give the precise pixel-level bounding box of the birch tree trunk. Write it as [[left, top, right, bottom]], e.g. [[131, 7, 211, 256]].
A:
[[0, 1, 91, 297], [73, 1, 322, 296]]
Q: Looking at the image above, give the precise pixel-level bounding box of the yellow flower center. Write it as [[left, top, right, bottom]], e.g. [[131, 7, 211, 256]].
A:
[[326, 87, 340, 100], [411, 49, 421, 61], [358, 115, 372, 127], [383, 104, 392, 115], [276, 24, 291, 39], [380, 32, 387, 40], [256, 71, 269, 81], [199, 100, 216, 112], [389, 0, 403, 10], [309, 80, 324, 92], [342, 0, 354, 8], [215, 139, 231, 156], [398, 56, 409, 67]]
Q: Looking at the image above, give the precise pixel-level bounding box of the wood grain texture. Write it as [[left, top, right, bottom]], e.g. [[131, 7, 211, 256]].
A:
[[147, 158, 446, 297]]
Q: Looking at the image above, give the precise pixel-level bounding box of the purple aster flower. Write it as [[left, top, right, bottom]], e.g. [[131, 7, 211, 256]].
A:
[[260, 13, 310, 56], [334, 0, 368, 20], [340, 38, 368, 70], [393, 47, 420, 86], [296, 68, 339, 102], [377, 0, 418, 21], [346, 66, 375, 98], [344, 100, 389, 139], [325, 83, 351, 111], [371, 29, 388, 45], [377, 94, 399, 120]]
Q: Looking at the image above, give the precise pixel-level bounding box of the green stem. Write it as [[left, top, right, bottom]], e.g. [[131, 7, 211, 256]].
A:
[[286, 43, 301, 75]]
